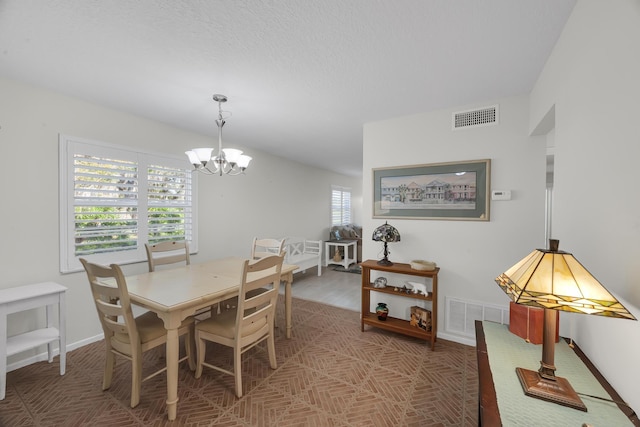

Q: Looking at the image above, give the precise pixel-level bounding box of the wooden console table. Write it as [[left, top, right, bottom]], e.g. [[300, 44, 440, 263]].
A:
[[1, 282, 67, 400], [476, 320, 639, 426]]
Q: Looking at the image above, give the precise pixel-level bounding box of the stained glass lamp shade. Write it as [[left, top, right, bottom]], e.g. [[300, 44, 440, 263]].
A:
[[372, 222, 401, 266]]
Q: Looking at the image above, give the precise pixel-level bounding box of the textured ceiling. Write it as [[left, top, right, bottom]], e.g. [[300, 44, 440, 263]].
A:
[[0, 0, 576, 176]]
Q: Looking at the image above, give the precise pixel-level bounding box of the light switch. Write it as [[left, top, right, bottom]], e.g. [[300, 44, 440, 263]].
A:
[[492, 190, 511, 200]]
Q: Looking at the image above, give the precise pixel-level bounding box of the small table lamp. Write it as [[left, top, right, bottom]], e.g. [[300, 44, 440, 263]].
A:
[[495, 239, 636, 411], [372, 222, 401, 266]]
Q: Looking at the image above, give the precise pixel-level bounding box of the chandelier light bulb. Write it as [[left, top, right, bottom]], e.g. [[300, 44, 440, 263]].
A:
[[237, 155, 252, 169], [222, 148, 243, 164]]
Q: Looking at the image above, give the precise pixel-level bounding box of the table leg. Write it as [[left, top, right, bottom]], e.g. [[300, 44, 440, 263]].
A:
[[341, 244, 348, 269], [165, 327, 179, 421], [46, 303, 54, 363], [59, 292, 66, 375], [283, 272, 293, 339], [1, 311, 7, 400], [324, 242, 330, 267]]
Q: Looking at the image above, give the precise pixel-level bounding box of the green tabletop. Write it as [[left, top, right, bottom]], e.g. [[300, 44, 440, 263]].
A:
[[482, 321, 632, 426]]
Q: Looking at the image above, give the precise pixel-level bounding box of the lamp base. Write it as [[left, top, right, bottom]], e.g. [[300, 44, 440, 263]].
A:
[[377, 259, 393, 266], [515, 367, 587, 411]]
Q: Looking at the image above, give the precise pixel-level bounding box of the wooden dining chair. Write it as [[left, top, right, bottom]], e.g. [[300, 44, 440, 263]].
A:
[[145, 240, 215, 317], [80, 258, 195, 408], [220, 249, 286, 311], [250, 238, 285, 260], [145, 240, 190, 272], [219, 236, 283, 312], [194, 254, 284, 398]]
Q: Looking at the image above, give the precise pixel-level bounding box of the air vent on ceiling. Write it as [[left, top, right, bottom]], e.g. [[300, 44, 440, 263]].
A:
[[452, 105, 499, 130]]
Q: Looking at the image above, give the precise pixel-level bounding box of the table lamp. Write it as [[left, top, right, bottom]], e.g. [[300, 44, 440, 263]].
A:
[[372, 221, 400, 266], [495, 239, 636, 411]]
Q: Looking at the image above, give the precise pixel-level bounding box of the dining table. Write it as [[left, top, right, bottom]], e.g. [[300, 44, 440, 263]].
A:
[[102, 256, 297, 421]]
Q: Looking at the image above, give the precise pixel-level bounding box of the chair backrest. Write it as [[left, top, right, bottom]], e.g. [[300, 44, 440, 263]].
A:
[[80, 258, 139, 353], [235, 254, 284, 346], [250, 238, 285, 260], [145, 241, 190, 272]]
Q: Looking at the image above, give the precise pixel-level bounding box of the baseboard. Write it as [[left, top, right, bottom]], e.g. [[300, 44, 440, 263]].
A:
[[6, 333, 104, 373], [437, 331, 476, 347]]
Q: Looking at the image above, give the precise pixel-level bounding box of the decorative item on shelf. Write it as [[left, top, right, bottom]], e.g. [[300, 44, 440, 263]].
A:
[[185, 94, 252, 176], [372, 222, 401, 266], [410, 306, 431, 331], [407, 281, 429, 296], [495, 239, 637, 411], [333, 249, 342, 262], [373, 277, 387, 288], [410, 260, 437, 271], [375, 302, 389, 321]]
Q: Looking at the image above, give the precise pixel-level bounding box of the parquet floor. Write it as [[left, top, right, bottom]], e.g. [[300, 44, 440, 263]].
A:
[[1, 269, 477, 426]]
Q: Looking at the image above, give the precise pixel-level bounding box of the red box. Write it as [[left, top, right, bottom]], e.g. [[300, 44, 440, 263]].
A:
[[509, 302, 559, 344]]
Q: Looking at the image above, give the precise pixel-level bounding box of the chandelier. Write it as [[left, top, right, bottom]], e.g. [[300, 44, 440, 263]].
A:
[[185, 94, 252, 175]]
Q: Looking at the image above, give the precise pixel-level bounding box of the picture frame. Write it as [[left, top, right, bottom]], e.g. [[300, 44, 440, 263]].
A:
[[410, 306, 432, 331], [373, 159, 490, 221]]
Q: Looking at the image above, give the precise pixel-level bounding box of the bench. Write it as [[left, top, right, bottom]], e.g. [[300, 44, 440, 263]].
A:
[[282, 237, 322, 276]]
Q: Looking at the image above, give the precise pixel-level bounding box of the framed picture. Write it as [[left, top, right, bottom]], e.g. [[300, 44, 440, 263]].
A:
[[410, 306, 432, 331], [373, 159, 490, 221]]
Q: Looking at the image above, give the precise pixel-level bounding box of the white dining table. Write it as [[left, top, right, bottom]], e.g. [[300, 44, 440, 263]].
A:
[[102, 256, 297, 421]]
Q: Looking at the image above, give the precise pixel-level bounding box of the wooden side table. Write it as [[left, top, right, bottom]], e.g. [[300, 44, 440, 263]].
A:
[[0, 282, 67, 400]]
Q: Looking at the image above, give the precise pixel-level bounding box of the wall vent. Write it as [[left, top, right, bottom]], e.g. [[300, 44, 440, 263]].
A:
[[444, 296, 508, 339], [452, 105, 499, 130]]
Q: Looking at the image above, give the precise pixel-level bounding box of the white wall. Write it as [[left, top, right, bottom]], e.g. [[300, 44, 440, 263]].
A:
[[530, 0, 640, 412], [0, 76, 361, 367], [363, 95, 546, 341]]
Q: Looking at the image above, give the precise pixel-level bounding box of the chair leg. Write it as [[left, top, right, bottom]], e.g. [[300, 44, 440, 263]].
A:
[[267, 332, 277, 370], [130, 354, 142, 408], [103, 349, 115, 390], [186, 326, 196, 371], [194, 334, 205, 379], [234, 346, 243, 398]]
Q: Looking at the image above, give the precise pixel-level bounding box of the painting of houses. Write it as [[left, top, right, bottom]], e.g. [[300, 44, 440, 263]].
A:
[[380, 171, 477, 210]]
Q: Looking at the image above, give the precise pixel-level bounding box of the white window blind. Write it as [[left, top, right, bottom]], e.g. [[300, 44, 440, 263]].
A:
[[59, 135, 197, 273], [147, 163, 193, 244], [331, 186, 351, 226], [73, 153, 139, 256]]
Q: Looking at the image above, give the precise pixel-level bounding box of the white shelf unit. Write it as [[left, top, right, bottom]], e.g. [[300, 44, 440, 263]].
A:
[[1, 282, 67, 400]]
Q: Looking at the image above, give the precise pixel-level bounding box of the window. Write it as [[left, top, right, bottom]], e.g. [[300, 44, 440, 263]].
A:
[[59, 135, 197, 273], [331, 186, 351, 226]]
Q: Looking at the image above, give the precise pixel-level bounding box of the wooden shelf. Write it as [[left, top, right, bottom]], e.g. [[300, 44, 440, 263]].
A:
[[362, 313, 433, 340], [363, 285, 432, 301], [360, 260, 439, 350], [359, 260, 438, 278]]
